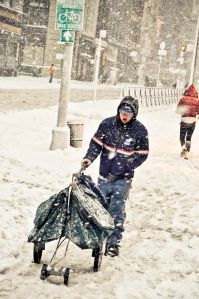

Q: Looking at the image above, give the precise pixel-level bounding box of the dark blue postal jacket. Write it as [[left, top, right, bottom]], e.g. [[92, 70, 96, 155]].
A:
[[84, 97, 149, 180]]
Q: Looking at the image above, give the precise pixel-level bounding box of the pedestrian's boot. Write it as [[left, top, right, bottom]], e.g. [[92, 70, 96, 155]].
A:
[[185, 141, 191, 152], [180, 145, 187, 158], [184, 151, 189, 160]]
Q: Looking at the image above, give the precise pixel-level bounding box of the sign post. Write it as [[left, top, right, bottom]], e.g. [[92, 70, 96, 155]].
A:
[[93, 30, 107, 102], [189, 15, 199, 85], [50, 0, 84, 151], [156, 41, 167, 88]]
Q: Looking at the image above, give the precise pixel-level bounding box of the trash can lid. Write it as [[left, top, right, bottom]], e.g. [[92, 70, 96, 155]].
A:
[[67, 119, 84, 124]]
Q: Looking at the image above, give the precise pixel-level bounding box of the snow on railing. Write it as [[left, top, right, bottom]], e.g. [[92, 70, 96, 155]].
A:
[[121, 87, 184, 107]]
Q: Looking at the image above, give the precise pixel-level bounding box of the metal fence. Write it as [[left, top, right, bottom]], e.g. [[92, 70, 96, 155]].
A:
[[121, 87, 184, 107]]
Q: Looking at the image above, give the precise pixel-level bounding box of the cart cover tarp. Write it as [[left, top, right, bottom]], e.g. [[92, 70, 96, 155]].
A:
[[28, 175, 115, 249]]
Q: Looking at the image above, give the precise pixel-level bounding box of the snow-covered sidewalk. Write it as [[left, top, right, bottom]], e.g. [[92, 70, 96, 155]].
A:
[[0, 100, 199, 299]]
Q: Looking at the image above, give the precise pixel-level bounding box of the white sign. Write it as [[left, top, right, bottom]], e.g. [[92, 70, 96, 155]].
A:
[[160, 41, 166, 50], [100, 30, 107, 39], [178, 57, 184, 64], [158, 49, 167, 56], [56, 53, 64, 60], [186, 43, 194, 52]]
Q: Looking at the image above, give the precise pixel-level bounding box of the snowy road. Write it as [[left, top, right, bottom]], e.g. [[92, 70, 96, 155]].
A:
[[0, 98, 199, 299], [0, 77, 121, 112]]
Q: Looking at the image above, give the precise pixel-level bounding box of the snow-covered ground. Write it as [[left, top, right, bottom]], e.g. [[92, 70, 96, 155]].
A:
[[0, 76, 61, 90], [0, 75, 139, 90], [0, 83, 199, 298]]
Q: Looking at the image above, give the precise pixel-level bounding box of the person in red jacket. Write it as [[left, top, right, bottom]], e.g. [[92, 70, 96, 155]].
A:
[[49, 64, 55, 83], [176, 84, 199, 159]]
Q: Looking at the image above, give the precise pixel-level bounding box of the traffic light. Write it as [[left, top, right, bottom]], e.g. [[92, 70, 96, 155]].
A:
[[181, 44, 187, 52]]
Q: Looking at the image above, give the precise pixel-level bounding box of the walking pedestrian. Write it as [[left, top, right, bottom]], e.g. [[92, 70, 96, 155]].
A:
[[176, 84, 199, 159], [49, 64, 55, 83], [81, 96, 149, 257]]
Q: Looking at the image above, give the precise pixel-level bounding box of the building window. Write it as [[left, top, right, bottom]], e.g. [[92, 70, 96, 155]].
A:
[[112, 0, 120, 12], [83, 0, 98, 37], [0, 0, 13, 5], [28, 1, 49, 26], [0, 38, 6, 68], [22, 44, 44, 65]]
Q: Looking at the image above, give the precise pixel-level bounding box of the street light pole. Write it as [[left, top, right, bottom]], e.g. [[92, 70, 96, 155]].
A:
[[93, 30, 106, 102], [177, 50, 185, 88], [177, 62, 182, 87], [156, 41, 167, 88], [189, 15, 199, 85], [156, 56, 162, 88]]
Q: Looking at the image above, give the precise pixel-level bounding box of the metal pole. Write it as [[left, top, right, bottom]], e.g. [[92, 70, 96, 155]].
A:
[[50, 42, 74, 150], [177, 62, 182, 88], [57, 43, 73, 127], [93, 34, 102, 102], [156, 56, 162, 88], [189, 15, 199, 85]]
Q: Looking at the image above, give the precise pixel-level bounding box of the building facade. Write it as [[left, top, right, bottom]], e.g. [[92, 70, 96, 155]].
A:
[[0, 0, 24, 75], [157, 0, 197, 87], [138, 0, 199, 87], [20, 0, 50, 76], [1, 0, 198, 86], [2, 0, 144, 83], [95, 0, 145, 84]]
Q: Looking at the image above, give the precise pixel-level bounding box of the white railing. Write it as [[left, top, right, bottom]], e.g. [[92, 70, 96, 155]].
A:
[[121, 87, 184, 107]]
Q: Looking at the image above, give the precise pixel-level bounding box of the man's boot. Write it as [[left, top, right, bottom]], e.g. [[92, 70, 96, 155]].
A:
[[104, 243, 120, 257]]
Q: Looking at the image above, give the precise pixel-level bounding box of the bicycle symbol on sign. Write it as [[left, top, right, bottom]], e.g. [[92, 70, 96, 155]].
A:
[[59, 10, 81, 24]]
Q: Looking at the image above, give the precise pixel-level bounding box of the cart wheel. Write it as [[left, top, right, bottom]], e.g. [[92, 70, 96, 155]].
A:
[[63, 268, 70, 285], [40, 264, 48, 280], [33, 243, 44, 263], [93, 247, 103, 272]]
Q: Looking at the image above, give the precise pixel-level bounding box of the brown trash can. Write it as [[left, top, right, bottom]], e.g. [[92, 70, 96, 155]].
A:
[[67, 120, 84, 148]]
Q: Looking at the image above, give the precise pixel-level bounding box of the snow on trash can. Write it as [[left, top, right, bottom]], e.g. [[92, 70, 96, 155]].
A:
[[67, 120, 84, 148]]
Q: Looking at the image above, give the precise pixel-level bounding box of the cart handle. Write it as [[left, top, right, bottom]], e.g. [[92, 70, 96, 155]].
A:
[[72, 166, 86, 182]]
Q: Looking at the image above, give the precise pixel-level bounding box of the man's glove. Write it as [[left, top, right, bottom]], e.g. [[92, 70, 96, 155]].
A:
[[81, 159, 91, 169]]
